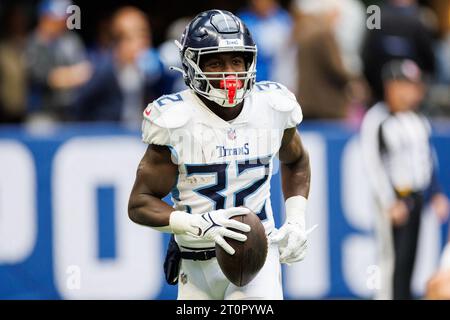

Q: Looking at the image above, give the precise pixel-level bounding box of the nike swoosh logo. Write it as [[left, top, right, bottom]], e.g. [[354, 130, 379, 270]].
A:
[[144, 108, 151, 116]]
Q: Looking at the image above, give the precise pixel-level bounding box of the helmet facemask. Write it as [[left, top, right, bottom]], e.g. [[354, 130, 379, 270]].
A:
[[183, 45, 257, 107]]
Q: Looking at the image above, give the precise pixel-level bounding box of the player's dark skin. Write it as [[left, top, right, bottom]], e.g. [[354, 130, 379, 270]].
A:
[[128, 52, 311, 228]]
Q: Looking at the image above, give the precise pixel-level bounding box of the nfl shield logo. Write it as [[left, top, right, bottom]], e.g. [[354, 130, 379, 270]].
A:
[[227, 128, 237, 140]]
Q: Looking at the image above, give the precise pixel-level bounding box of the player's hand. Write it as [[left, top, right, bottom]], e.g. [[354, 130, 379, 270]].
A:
[[169, 207, 251, 255], [269, 196, 316, 265], [270, 223, 317, 265]]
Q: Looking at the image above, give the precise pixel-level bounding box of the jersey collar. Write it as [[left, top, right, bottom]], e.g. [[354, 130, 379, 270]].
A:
[[189, 90, 250, 128]]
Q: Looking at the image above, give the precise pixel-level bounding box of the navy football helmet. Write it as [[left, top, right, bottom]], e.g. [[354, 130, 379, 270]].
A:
[[174, 10, 257, 107]]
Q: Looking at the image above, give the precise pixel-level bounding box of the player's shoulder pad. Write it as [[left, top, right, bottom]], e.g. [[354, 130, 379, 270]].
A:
[[253, 81, 298, 113], [143, 92, 192, 129]]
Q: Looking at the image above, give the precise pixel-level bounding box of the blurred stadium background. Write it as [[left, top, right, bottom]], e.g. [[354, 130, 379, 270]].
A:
[[0, 0, 449, 299]]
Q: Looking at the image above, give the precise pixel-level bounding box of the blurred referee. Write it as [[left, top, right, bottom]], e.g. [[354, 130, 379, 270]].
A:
[[360, 59, 449, 300]]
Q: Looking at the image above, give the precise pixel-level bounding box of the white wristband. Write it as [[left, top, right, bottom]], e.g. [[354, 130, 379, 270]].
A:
[[285, 195, 307, 230], [169, 210, 198, 235]]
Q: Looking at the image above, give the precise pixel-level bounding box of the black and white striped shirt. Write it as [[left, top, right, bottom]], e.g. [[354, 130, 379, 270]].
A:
[[360, 102, 434, 210]]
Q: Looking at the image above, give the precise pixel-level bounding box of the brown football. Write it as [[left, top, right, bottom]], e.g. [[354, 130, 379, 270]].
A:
[[215, 211, 268, 287]]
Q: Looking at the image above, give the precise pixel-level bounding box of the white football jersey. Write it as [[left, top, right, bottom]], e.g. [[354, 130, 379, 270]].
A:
[[142, 81, 303, 249]]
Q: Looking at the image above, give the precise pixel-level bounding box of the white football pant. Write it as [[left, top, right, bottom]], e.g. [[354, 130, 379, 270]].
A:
[[177, 243, 283, 300]]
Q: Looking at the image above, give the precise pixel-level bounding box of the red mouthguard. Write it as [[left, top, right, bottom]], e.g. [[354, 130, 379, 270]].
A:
[[219, 76, 243, 104]]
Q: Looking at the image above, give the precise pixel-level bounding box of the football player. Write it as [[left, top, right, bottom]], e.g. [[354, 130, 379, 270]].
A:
[[128, 10, 311, 300]]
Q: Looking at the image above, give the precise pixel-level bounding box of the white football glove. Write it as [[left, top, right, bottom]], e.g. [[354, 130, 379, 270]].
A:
[[169, 207, 251, 255], [270, 196, 317, 265]]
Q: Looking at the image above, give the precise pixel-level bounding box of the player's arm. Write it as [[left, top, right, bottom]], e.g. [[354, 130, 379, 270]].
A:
[[271, 127, 312, 264], [128, 144, 178, 229], [278, 127, 311, 200], [128, 144, 250, 254]]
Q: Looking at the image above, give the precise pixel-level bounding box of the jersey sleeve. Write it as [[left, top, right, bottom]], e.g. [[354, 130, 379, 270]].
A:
[[282, 86, 303, 129], [266, 83, 303, 129], [141, 103, 171, 146], [141, 96, 192, 146], [285, 103, 303, 129]]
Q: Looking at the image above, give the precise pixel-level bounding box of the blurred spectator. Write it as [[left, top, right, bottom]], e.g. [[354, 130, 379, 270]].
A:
[[436, 31, 450, 84], [25, 0, 92, 122], [157, 17, 191, 93], [293, 0, 353, 119], [326, 0, 369, 124], [362, 0, 436, 102], [293, 0, 370, 123], [238, 0, 292, 82], [74, 6, 167, 127], [0, 4, 29, 123], [332, 0, 366, 77], [427, 31, 450, 117], [86, 16, 113, 66], [360, 60, 449, 300]]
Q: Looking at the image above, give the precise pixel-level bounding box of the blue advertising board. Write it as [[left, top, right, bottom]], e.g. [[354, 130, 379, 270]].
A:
[[0, 122, 448, 299]]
